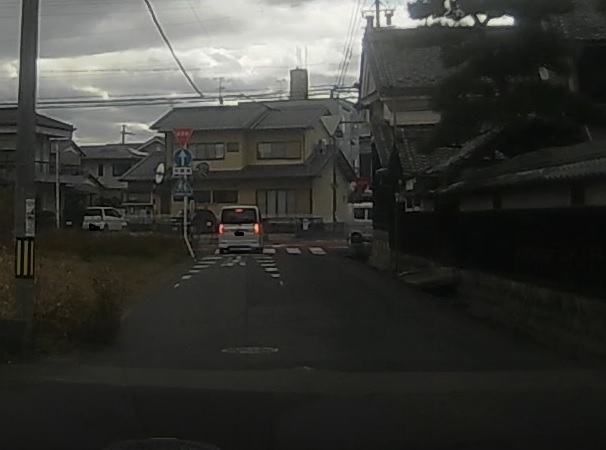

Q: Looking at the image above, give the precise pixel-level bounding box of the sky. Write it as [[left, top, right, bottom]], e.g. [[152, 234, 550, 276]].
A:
[[0, 0, 421, 144]]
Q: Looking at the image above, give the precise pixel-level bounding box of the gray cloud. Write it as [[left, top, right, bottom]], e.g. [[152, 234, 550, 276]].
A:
[[0, 0, 370, 142]]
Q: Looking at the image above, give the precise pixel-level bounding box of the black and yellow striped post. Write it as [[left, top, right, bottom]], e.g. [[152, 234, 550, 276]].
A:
[[14, 237, 35, 279]]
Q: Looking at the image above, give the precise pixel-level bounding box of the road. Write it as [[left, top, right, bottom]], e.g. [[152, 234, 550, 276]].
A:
[[1, 245, 606, 450]]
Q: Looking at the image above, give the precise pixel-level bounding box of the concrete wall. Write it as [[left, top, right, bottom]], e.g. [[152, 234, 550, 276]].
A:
[[585, 180, 606, 206], [311, 160, 350, 222], [460, 194, 494, 212], [501, 187, 571, 210]]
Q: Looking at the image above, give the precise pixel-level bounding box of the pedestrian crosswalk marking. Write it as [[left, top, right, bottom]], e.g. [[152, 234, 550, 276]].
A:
[[309, 247, 327, 255], [286, 247, 302, 255], [265, 267, 279, 273], [189, 269, 200, 274], [181, 275, 192, 280], [263, 248, 277, 255]]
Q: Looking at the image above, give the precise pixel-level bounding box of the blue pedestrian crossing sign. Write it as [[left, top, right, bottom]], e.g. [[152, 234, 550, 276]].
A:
[[173, 178, 193, 198], [173, 148, 193, 167]]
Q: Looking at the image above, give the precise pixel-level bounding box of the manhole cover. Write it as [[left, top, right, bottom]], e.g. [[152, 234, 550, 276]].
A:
[[221, 346, 279, 355]]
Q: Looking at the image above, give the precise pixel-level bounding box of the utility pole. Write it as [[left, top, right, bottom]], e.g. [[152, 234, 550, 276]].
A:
[[375, 0, 381, 27], [14, 0, 41, 348], [218, 77, 224, 105], [53, 139, 60, 230], [120, 124, 135, 144]]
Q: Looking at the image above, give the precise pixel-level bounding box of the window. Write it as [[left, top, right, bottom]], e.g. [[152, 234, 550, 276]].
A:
[[113, 162, 131, 177], [85, 208, 103, 217], [97, 164, 104, 176], [104, 209, 123, 218], [221, 208, 258, 224], [256, 189, 296, 216], [124, 192, 151, 203], [353, 207, 365, 220], [191, 143, 225, 160], [213, 190, 238, 204], [227, 142, 240, 153], [257, 141, 301, 160], [194, 190, 211, 203]]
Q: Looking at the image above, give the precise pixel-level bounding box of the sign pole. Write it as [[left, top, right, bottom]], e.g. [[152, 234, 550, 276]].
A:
[[173, 128, 195, 260], [14, 0, 40, 350]]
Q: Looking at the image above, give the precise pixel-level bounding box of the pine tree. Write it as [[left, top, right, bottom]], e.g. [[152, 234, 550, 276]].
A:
[[407, 0, 605, 151]]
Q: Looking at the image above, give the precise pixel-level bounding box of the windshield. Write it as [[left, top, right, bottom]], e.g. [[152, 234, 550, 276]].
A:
[[221, 208, 258, 224]]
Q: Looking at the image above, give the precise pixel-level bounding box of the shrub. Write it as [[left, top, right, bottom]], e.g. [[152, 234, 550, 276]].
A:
[[38, 231, 184, 261]]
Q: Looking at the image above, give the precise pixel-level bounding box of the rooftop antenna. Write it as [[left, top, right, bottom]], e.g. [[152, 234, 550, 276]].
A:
[[305, 46, 308, 68]]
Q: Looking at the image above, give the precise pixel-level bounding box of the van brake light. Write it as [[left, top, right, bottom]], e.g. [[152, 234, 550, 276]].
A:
[[218, 224, 225, 234], [254, 223, 261, 234]]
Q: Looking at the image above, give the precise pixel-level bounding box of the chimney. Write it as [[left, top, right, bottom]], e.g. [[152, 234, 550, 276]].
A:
[[289, 68, 309, 100], [365, 15, 374, 28]]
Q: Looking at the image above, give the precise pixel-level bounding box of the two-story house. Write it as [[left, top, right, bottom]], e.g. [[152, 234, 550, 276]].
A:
[[79, 138, 157, 204], [0, 107, 76, 219], [128, 101, 356, 223]]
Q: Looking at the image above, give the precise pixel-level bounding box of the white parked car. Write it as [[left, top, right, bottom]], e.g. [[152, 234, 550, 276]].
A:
[[82, 207, 128, 232]]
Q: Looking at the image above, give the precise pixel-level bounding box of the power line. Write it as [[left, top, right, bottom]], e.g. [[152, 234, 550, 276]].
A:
[[142, 0, 204, 98], [335, 0, 364, 87]]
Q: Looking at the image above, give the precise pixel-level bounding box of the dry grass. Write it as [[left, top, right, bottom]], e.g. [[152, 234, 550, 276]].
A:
[[0, 231, 186, 353]]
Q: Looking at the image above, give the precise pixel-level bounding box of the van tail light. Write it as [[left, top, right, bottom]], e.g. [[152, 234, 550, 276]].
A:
[[218, 224, 225, 234], [254, 223, 261, 234]]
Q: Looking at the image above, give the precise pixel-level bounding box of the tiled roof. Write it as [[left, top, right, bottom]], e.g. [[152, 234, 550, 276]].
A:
[[549, 0, 606, 41], [80, 144, 147, 160], [396, 125, 453, 176], [364, 28, 452, 93], [0, 107, 74, 131], [203, 147, 356, 182], [253, 105, 329, 130], [439, 139, 606, 193], [152, 102, 332, 132], [120, 150, 165, 182], [151, 104, 266, 131]]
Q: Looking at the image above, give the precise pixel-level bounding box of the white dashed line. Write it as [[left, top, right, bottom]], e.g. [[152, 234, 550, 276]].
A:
[[265, 267, 279, 273], [181, 275, 192, 280], [271, 274, 280, 278], [189, 269, 200, 274], [286, 247, 302, 255], [309, 247, 327, 255], [263, 248, 277, 254]]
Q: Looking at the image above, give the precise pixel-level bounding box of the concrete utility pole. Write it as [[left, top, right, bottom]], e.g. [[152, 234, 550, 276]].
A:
[[120, 124, 135, 144], [14, 0, 41, 347]]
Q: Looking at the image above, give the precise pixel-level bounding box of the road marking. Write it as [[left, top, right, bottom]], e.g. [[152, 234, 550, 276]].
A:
[[189, 269, 200, 274], [271, 274, 280, 278], [279, 281, 284, 286], [265, 267, 279, 273], [239, 262, 246, 267], [181, 275, 192, 280], [260, 262, 276, 267], [200, 256, 221, 262], [173, 283, 181, 289], [309, 247, 327, 255], [263, 248, 277, 254], [214, 249, 220, 255], [286, 247, 302, 255]]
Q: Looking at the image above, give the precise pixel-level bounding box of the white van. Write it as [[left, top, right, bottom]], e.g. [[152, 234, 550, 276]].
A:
[[217, 205, 264, 253], [82, 207, 128, 232], [346, 202, 373, 241]]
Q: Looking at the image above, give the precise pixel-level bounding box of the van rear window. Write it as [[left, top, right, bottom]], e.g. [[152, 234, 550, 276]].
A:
[[221, 208, 257, 224]]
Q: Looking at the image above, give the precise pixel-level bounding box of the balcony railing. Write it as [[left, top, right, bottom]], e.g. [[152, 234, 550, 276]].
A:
[[0, 160, 87, 178]]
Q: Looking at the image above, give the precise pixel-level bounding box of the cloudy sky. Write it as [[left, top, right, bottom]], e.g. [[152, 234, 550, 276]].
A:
[[0, 0, 419, 144]]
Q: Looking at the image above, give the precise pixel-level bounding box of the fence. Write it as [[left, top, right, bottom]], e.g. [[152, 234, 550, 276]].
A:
[[395, 207, 606, 297]]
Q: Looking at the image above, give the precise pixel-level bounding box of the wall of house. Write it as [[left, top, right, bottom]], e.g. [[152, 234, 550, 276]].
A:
[[81, 160, 130, 191], [501, 187, 571, 210], [303, 123, 331, 160], [585, 180, 606, 206], [183, 179, 314, 218], [188, 130, 246, 171], [460, 194, 495, 212], [311, 161, 350, 223], [246, 130, 306, 166]]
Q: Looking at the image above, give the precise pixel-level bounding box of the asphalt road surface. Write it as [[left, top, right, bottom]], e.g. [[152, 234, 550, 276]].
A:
[[1, 245, 606, 450]]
